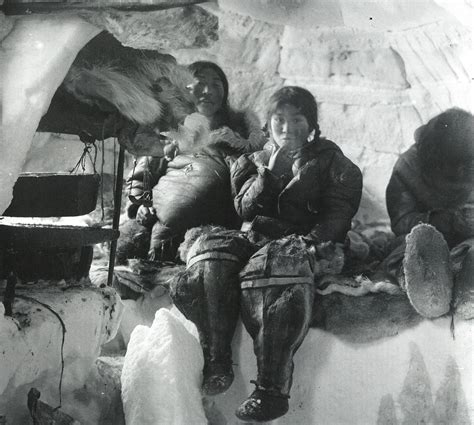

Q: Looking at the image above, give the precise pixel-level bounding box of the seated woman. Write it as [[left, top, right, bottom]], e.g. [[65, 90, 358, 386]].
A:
[[116, 61, 265, 263], [380, 108, 474, 319], [171, 86, 362, 422]]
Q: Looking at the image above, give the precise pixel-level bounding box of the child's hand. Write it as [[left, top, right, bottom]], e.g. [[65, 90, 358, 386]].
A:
[[268, 146, 293, 178]]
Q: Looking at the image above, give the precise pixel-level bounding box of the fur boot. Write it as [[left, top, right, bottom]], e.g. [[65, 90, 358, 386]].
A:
[[403, 224, 453, 318], [236, 236, 315, 422], [170, 228, 256, 395]]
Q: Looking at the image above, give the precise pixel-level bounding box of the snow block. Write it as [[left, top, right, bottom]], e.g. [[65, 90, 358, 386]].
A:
[[122, 308, 206, 425]]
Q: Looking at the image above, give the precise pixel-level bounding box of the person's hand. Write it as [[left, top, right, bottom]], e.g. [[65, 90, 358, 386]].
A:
[[453, 207, 474, 237], [267, 145, 293, 178], [429, 209, 455, 236], [136, 205, 157, 227], [163, 141, 179, 160], [429, 208, 474, 244]]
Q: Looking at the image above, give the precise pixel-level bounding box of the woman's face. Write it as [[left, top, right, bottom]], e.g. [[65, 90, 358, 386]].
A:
[[192, 68, 225, 118], [270, 103, 311, 150]]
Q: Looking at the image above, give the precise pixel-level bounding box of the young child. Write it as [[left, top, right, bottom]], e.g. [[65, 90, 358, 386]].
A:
[[171, 86, 362, 422]]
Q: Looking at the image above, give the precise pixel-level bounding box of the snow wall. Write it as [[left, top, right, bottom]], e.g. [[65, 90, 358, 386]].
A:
[[1, 0, 472, 222]]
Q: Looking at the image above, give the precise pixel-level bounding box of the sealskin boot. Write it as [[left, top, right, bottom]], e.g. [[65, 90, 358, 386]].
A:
[[235, 382, 289, 423], [171, 261, 238, 396], [236, 237, 315, 420], [202, 362, 235, 396], [404, 224, 453, 318], [453, 245, 474, 320], [171, 228, 256, 396]]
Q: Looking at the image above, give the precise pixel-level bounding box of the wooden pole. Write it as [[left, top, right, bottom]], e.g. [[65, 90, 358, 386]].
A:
[[107, 141, 125, 287], [1, 0, 210, 16], [3, 272, 17, 317]]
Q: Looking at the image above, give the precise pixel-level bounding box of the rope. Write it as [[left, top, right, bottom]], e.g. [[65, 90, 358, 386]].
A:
[[69, 137, 98, 175], [142, 156, 152, 196], [450, 311, 456, 340], [128, 157, 138, 201], [100, 139, 105, 222], [15, 294, 66, 410]]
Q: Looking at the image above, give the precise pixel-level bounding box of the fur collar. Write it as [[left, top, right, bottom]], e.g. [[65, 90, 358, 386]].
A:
[[165, 109, 266, 155]]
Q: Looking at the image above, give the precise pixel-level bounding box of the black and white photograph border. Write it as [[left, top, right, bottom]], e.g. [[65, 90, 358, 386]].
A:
[[0, 1, 473, 424]]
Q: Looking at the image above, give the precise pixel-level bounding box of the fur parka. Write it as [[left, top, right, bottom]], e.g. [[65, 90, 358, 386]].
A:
[[386, 108, 474, 247], [231, 138, 363, 244], [124, 108, 266, 260]]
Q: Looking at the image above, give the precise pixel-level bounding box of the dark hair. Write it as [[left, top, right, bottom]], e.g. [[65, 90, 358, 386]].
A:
[[266, 86, 320, 138], [417, 108, 474, 172], [188, 61, 231, 129], [188, 61, 253, 139]]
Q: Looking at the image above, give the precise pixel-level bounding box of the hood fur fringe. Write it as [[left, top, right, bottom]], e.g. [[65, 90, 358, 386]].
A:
[[165, 109, 266, 154]]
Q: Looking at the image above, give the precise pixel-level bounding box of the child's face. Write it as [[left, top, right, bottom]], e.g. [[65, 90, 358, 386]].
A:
[[270, 104, 311, 150]]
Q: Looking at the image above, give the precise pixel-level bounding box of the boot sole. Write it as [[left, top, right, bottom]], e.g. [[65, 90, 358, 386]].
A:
[[404, 224, 453, 318]]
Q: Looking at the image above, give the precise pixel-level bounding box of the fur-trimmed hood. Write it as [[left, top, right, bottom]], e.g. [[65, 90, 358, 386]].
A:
[[165, 108, 266, 155]]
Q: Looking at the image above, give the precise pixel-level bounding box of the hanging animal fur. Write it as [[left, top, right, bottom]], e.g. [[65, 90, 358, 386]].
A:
[[63, 58, 196, 127]]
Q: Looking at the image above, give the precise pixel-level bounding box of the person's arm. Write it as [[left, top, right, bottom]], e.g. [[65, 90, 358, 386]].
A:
[[234, 168, 284, 220], [386, 170, 472, 245], [125, 155, 167, 218], [306, 155, 363, 244], [232, 151, 287, 221], [386, 171, 429, 236]]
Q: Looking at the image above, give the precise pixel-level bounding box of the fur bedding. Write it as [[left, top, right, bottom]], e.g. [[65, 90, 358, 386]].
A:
[[316, 274, 402, 296], [92, 224, 424, 342], [95, 224, 400, 299]]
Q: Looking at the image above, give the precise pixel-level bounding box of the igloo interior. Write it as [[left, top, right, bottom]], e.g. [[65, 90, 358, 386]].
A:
[[0, 1, 473, 424]]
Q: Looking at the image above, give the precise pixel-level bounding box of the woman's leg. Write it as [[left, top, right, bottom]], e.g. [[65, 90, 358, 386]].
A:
[[170, 228, 256, 395], [241, 283, 313, 391], [148, 221, 181, 262], [236, 236, 315, 422], [452, 239, 474, 319]]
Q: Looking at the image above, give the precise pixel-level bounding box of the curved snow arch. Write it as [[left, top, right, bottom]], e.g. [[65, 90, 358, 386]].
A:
[[0, 17, 101, 214], [0, 5, 216, 214]]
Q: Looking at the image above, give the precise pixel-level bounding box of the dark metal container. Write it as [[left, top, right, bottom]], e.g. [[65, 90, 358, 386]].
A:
[[3, 173, 100, 217]]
